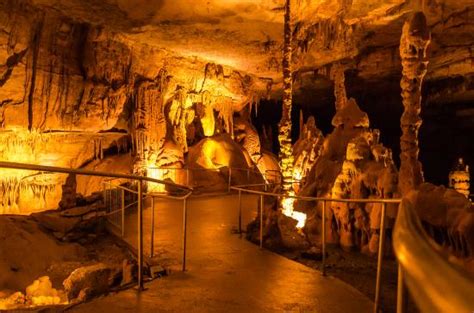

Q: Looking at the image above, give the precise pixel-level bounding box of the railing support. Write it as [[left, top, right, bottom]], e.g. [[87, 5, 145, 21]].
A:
[[137, 180, 144, 291], [103, 183, 107, 210], [228, 168, 232, 193], [374, 202, 387, 313], [108, 181, 112, 214], [397, 264, 407, 313], [182, 198, 188, 272], [150, 196, 155, 258], [121, 189, 125, 237], [259, 194, 263, 249], [322, 200, 327, 276], [238, 190, 242, 236], [186, 168, 190, 187], [115, 188, 119, 225]]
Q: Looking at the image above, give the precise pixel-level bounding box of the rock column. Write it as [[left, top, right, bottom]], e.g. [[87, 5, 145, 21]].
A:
[[398, 12, 431, 195], [278, 0, 294, 193]]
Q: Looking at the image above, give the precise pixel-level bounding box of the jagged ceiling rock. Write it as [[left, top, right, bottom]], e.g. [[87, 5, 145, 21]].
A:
[[2, 0, 473, 105]]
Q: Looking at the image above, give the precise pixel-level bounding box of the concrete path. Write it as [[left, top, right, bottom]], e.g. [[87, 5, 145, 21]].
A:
[[69, 194, 373, 313]]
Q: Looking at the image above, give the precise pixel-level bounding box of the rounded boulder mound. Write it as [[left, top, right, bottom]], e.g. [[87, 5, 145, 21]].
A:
[[186, 134, 258, 191]]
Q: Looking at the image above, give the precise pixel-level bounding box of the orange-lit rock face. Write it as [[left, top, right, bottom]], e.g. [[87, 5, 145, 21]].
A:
[[0, 130, 127, 214]]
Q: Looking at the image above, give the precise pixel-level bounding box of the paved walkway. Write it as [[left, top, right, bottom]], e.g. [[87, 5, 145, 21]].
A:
[[69, 194, 373, 313]]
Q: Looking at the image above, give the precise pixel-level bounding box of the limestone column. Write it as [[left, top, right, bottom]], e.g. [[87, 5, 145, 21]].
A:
[[398, 12, 431, 195], [278, 0, 294, 193]]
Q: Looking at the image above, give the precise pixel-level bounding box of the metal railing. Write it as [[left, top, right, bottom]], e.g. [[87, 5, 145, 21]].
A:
[[231, 184, 401, 313], [147, 166, 279, 192], [393, 199, 474, 313], [3, 161, 472, 312], [0, 161, 192, 291], [103, 180, 193, 271]]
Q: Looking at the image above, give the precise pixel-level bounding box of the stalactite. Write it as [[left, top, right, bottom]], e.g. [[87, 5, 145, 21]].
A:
[[214, 99, 234, 138], [398, 12, 431, 195], [278, 0, 294, 194], [330, 64, 348, 111], [0, 173, 57, 214]]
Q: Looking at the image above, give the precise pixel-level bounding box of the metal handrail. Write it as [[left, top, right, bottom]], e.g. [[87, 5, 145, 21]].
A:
[[0, 161, 191, 191], [103, 180, 192, 271], [232, 184, 401, 313], [393, 199, 474, 313], [106, 180, 192, 200], [231, 186, 401, 203], [0, 160, 192, 290]]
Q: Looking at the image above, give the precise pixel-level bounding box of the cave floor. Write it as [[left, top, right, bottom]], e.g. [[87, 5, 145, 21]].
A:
[[68, 194, 373, 313]]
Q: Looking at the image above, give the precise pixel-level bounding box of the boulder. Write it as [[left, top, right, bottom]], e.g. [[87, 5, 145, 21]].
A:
[[32, 212, 81, 234], [63, 263, 111, 301]]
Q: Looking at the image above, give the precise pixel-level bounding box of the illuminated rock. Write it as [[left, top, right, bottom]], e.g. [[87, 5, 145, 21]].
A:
[[0, 131, 127, 214], [234, 117, 262, 163], [186, 134, 259, 190], [449, 158, 470, 199], [25, 276, 63, 306], [293, 116, 324, 186]]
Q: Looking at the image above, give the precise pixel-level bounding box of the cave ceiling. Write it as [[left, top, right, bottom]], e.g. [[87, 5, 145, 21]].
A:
[[28, 0, 474, 96], [1, 0, 473, 112]]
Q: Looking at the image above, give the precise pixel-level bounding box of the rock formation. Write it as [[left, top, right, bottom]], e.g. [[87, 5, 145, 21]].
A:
[[278, 0, 294, 194], [292, 116, 324, 187], [398, 12, 431, 195], [449, 158, 471, 199]]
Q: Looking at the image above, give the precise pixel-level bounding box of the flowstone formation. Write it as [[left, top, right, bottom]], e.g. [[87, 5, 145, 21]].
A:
[[398, 12, 431, 196], [252, 71, 398, 253], [301, 96, 398, 252], [292, 116, 324, 188]]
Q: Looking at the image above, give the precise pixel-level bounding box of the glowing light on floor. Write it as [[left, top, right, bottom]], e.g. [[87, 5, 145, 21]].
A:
[[281, 191, 307, 229]]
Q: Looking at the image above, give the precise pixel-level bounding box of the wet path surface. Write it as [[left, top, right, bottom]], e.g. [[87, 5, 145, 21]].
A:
[[69, 194, 373, 313]]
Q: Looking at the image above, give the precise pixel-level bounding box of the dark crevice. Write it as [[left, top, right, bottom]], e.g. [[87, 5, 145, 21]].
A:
[[27, 16, 44, 131], [0, 49, 28, 87]]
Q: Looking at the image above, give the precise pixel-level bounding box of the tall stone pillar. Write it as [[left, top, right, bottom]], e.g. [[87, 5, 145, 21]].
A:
[[398, 12, 431, 195], [278, 0, 294, 193]]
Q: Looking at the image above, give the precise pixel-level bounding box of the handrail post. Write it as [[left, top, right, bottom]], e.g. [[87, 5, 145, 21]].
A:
[[259, 194, 263, 249], [322, 200, 326, 276], [182, 198, 188, 272], [397, 264, 407, 313], [150, 196, 155, 258], [103, 182, 107, 210], [137, 180, 144, 291], [228, 168, 232, 193], [186, 168, 190, 187], [115, 187, 119, 226], [108, 181, 112, 213], [121, 189, 125, 237], [374, 202, 387, 313], [238, 190, 242, 236]]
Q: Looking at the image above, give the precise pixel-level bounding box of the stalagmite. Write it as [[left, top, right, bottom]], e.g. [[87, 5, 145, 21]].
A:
[[449, 158, 470, 198], [278, 0, 294, 193], [398, 12, 431, 195]]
